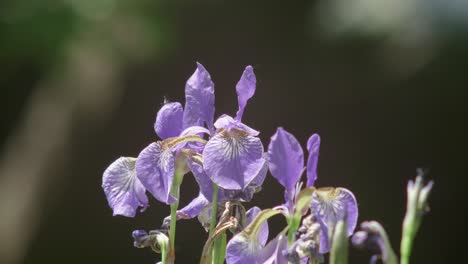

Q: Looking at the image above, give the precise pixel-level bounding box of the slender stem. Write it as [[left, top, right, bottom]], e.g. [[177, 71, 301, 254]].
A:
[[167, 161, 184, 264], [209, 183, 219, 237], [212, 232, 226, 264], [400, 216, 418, 264], [160, 238, 168, 264], [287, 216, 299, 244]]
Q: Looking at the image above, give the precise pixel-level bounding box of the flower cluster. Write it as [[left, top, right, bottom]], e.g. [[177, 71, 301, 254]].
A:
[[102, 64, 432, 264]]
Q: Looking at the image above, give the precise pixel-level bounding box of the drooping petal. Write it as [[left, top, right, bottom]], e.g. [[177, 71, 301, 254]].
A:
[[188, 160, 222, 202], [222, 157, 268, 202], [310, 187, 358, 252], [154, 102, 183, 139], [226, 209, 282, 264], [246, 207, 269, 246], [183, 62, 215, 131], [267, 127, 304, 194], [214, 114, 259, 136], [225, 233, 260, 264], [259, 234, 289, 264], [176, 192, 209, 219], [306, 133, 321, 187], [136, 142, 176, 204], [203, 129, 265, 190], [102, 157, 148, 217], [235, 65, 256, 121]]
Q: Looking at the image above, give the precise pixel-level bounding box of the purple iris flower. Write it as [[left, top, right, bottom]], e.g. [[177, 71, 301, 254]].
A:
[[102, 63, 213, 216], [225, 207, 288, 264], [203, 66, 266, 191], [267, 127, 358, 253], [136, 63, 213, 205]]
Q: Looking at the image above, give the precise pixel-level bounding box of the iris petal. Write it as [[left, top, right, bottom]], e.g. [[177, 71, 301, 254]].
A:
[[177, 192, 209, 219], [306, 134, 321, 187], [225, 233, 260, 264], [203, 129, 264, 190], [188, 160, 221, 202], [222, 157, 267, 202], [183, 62, 215, 131], [246, 207, 269, 246], [235, 65, 256, 121], [154, 102, 183, 139], [267, 127, 304, 195], [214, 114, 259, 136], [226, 233, 288, 264], [136, 142, 176, 204], [310, 187, 358, 253], [259, 234, 289, 264], [102, 157, 148, 217]]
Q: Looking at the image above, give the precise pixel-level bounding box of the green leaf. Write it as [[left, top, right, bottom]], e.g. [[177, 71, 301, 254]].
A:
[[294, 186, 316, 217]]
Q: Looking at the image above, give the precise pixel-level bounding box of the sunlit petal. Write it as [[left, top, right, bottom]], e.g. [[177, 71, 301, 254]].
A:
[[154, 102, 183, 139], [102, 157, 148, 217], [306, 133, 321, 187], [183, 62, 215, 131], [203, 129, 264, 190], [136, 142, 176, 204]]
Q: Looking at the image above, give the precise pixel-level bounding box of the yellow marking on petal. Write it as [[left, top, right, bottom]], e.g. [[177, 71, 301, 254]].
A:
[[316, 187, 341, 200], [219, 128, 249, 139]]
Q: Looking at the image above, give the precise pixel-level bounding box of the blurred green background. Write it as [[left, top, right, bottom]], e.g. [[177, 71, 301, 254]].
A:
[[1, 0, 467, 263]]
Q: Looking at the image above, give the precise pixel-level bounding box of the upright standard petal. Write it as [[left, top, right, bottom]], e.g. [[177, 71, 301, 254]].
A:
[[102, 157, 148, 217], [267, 127, 304, 194], [136, 142, 176, 204], [246, 207, 269, 246], [154, 102, 184, 139], [203, 129, 264, 190], [306, 134, 321, 187], [214, 114, 259, 136], [311, 187, 358, 240], [183, 62, 215, 130], [235, 66, 256, 121]]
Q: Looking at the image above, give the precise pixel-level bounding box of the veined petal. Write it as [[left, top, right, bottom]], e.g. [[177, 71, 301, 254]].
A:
[[225, 233, 261, 264], [222, 157, 268, 202], [177, 192, 209, 219], [188, 160, 222, 202], [136, 142, 176, 204], [203, 129, 264, 190], [246, 207, 269, 246], [235, 66, 256, 121], [226, 209, 281, 264], [180, 125, 211, 137], [183, 62, 215, 131], [214, 114, 259, 136], [267, 127, 304, 194], [259, 234, 289, 264], [102, 157, 148, 217], [306, 134, 321, 187], [154, 102, 183, 139], [311, 187, 358, 253], [226, 232, 287, 264]]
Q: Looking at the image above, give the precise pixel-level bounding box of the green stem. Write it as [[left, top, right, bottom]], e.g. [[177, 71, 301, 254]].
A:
[[400, 216, 418, 264], [160, 238, 168, 264], [209, 184, 219, 237], [287, 216, 300, 244], [167, 161, 184, 264], [212, 232, 227, 264]]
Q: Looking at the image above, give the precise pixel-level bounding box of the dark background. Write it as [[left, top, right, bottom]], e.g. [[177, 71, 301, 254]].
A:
[[1, 0, 467, 263]]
